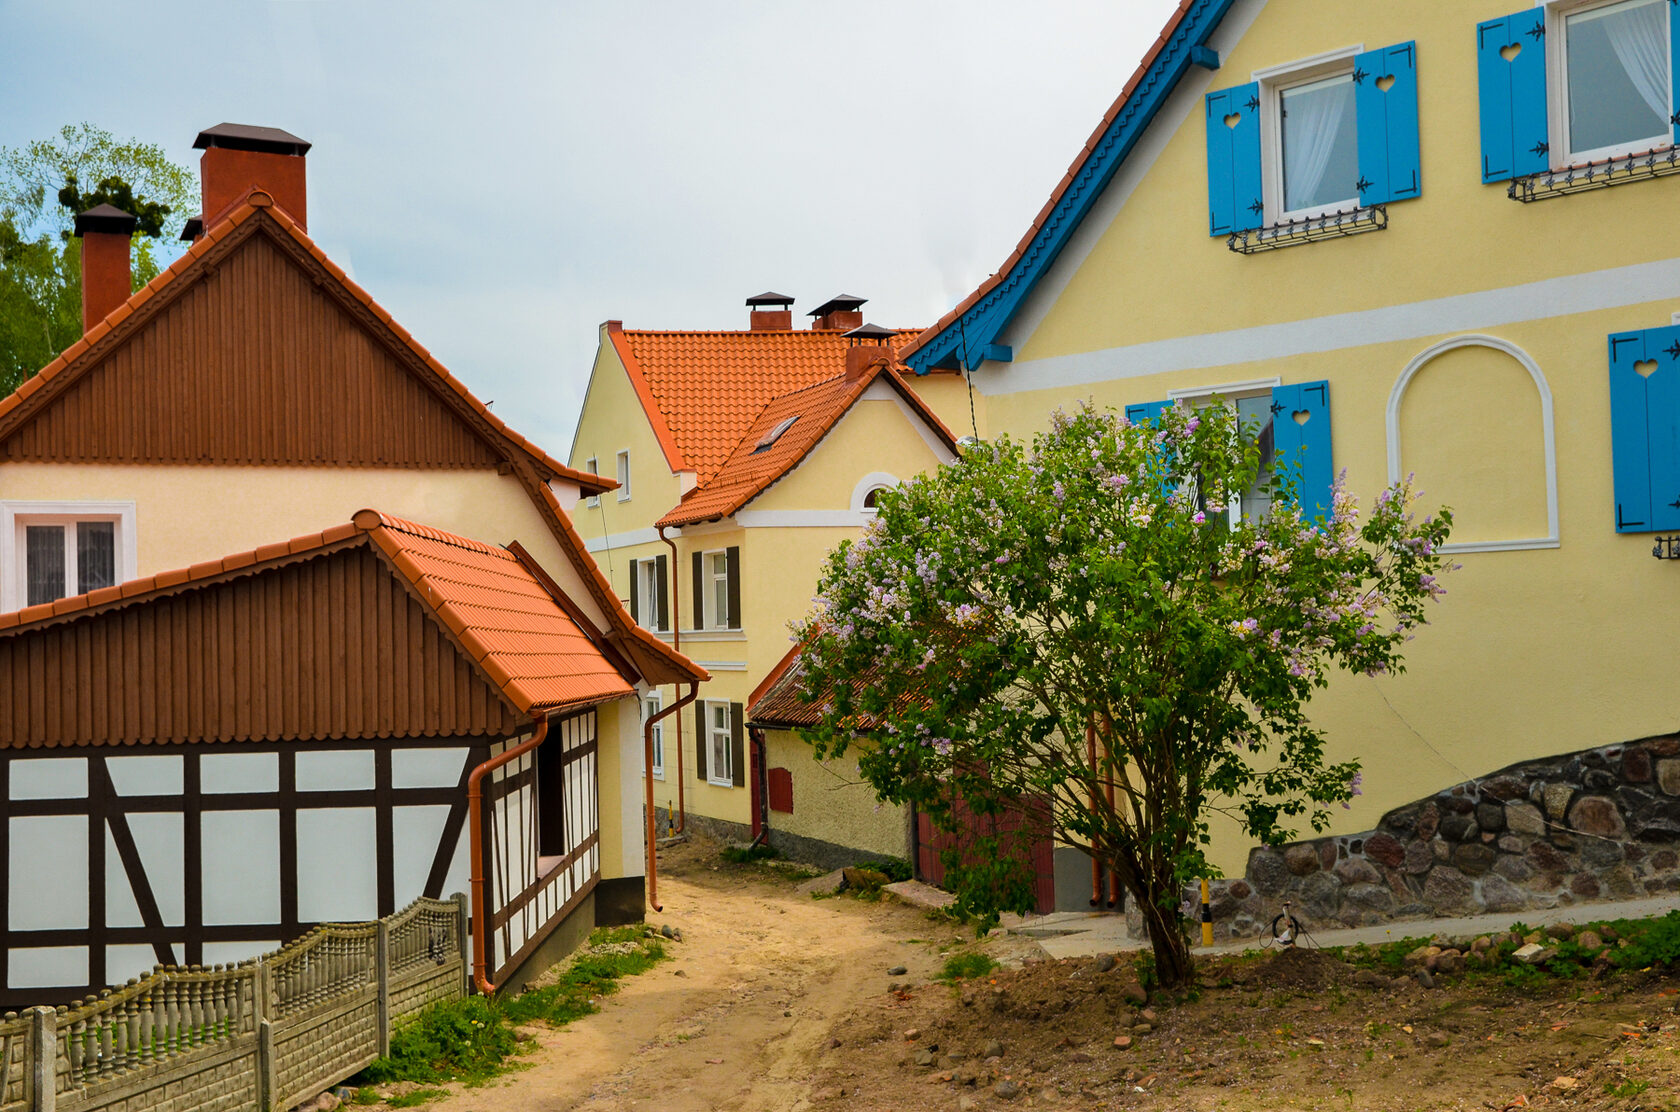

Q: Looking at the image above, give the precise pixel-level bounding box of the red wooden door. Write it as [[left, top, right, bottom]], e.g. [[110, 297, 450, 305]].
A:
[[915, 792, 1054, 914]]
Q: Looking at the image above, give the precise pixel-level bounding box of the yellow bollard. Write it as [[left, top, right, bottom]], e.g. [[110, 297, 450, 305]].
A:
[[1200, 879, 1213, 946]]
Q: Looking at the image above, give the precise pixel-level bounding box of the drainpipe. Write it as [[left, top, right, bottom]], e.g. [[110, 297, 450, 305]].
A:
[[657, 526, 688, 835], [645, 681, 699, 912], [467, 715, 550, 995], [1088, 722, 1102, 908], [749, 727, 769, 847]]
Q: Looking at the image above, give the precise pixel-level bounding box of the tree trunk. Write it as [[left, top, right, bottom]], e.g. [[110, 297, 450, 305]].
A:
[[1135, 887, 1193, 990]]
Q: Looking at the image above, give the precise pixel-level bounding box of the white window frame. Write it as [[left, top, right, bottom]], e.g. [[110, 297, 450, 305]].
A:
[[644, 692, 664, 780], [1, 500, 137, 614], [584, 457, 600, 508], [1168, 378, 1284, 528], [635, 559, 664, 632], [1253, 46, 1366, 225], [615, 450, 631, 502], [702, 548, 732, 631], [1542, 0, 1674, 167], [706, 700, 733, 787]]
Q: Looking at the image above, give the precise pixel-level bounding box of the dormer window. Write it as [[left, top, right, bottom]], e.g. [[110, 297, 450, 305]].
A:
[[753, 416, 800, 454]]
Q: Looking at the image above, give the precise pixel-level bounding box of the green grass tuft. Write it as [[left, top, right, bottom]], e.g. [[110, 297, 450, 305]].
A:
[[936, 951, 1000, 983], [385, 1089, 450, 1109]]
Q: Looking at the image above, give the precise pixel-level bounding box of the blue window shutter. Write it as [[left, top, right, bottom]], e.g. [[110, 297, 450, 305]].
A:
[[1270, 381, 1333, 524], [1205, 83, 1263, 236], [1355, 42, 1421, 205], [1672, 1, 1680, 146], [1477, 11, 1550, 183], [1124, 400, 1170, 426], [1610, 327, 1680, 533]]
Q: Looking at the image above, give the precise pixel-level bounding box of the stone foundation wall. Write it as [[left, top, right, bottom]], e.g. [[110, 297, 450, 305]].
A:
[[1202, 735, 1680, 940]]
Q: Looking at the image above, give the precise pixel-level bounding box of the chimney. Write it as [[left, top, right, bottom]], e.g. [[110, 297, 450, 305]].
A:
[[746, 291, 794, 331], [843, 322, 896, 381], [809, 294, 866, 331], [74, 204, 137, 334], [193, 123, 312, 231]]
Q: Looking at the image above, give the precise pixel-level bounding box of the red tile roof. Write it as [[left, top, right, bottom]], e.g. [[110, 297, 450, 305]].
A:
[[611, 327, 924, 482], [0, 510, 637, 716], [656, 359, 958, 528]]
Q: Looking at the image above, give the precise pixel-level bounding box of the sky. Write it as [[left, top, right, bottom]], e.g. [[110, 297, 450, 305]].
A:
[[0, 0, 1181, 457]]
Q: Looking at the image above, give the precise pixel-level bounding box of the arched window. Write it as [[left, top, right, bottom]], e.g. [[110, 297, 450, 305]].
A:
[[851, 472, 901, 514], [861, 487, 886, 510]]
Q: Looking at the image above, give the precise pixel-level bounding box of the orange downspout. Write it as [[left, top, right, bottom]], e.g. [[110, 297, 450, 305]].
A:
[[645, 681, 700, 912], [658, 526, 688, 835], [468, 716, 549, 995]]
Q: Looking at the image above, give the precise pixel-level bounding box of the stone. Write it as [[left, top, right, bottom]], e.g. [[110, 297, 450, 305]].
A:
[[958, 1099, 979, 1112], [1415, 968, 1436, 988], [1442, 794, 1474, 815], [1528, 841, 1569, 873], [1365, 833, 1405, 869], [1435, 952, 1466, 975], [994, 1080, 1022, 1101], [1354, 969, 1390, 989], [1657, 759, 1680, 797], [1481, 776, 1526, 801], [1284, 844, 1322, 876], [1654, 849, 1679, 872], [1095, 953, 1117, 973], [1651, 737, 1680, 757], [797, 868, 847, 896], [1492, 854, 1534, 882], [1298, 871, 1342, 921], [1112, 1035, 1132, 1050], [1475, 802, 1506, 832], [1439, 813, 1479, 843], [1415, 802, 1440, 841], [1579, 835, 1626, 869], [1505, 802, 1546, 836], [1513, 943, 1556, 965], [1342, 883, 1395, 914], [1576, 930, 1605, 952], [915, 1050, 936, 1067], [1471, 935, 1492, 954], [1584, 769, 1619, 792], [1606, 865, 1640, 898], [1497, 834, 1533, 854], [1423, 1032, 1450, 1049], [1247, 849, 1290, 896], [1422, 867, 1476, 915], [983, 1039, 1004, 1059], [1431, 839, 1452, 862], [1228, 879, 1252, 900], [1543, 783, 1577, 819], [1320, 840, 1340, 871], [887, 966, 908, 977], [1334, 858, 1382, 886], [1452, 844, 1498, 876], [1572, 873, 1602, 898], [1402, 841, 1434, 875], [1567, 796, 1628, 840], [845, 866, 889, 891], [1480, 873, 1528, 914], [1382, 803, 1421, 836]]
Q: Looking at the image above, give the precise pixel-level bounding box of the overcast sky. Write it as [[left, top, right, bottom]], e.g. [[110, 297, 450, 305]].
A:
[[1, 0, 1180, 455]]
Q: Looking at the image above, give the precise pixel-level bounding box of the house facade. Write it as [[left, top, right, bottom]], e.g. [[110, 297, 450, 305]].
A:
[[902, 0, 1680, 912], [0, 124, 703, 1000], [568, 298, 959, 865]]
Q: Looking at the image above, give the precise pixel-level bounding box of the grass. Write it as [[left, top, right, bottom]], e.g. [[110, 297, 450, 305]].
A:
[[936, 951, 1000, 983], [354, 927, 668, 1087], [385, 1089, 450, 1109], [720, 842, 779, 864]]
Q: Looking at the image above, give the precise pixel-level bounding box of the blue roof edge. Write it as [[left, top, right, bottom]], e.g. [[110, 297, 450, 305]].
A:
[[908, 0, 1237, 376]]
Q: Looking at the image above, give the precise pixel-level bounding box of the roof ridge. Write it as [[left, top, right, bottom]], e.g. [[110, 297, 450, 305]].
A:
[[618, 327, 923, 338], [356, 509, 513, 559]]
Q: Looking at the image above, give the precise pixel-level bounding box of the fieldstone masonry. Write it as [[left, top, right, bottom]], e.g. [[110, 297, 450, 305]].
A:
[[1192, 735, 1680, 940]]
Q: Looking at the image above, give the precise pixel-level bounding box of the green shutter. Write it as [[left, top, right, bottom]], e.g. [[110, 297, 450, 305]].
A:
[[730, 703, 745, 788], [627, 558, 639, 624], [725, 546, 741, 630]]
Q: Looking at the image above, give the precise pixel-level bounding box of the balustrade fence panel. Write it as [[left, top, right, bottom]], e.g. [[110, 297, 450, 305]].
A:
[[3, 895, 468, 1112]]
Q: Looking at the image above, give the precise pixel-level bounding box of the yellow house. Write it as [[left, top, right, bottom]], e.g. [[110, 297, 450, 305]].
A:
[[901, 0, 1680, 929], [0, 123, 703, 999], [568, 295, 960, 865]]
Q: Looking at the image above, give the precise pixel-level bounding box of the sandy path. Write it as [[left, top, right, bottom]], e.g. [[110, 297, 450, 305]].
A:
[[444, 843, 962, 1112]]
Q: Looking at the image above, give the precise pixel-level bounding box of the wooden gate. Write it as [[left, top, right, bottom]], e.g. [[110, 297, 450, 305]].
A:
[[914, 791, 1055, 914]]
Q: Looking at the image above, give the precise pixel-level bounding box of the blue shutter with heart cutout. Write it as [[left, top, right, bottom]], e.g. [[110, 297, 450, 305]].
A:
[[1205, 83, 1264, 236], [1355, 42, 1421, 205], [1609, 326, 1680, 533], [1270, 381, 1333, 524], [1478, 10, 1550, 183], [1124, 399, 1170, 426]]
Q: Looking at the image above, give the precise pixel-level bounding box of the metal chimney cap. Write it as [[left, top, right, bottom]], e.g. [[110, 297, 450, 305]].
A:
[[745, 291, 795, 307], [193, 123, 312, 157], [73, 204, 138, 237], [843, 323, 897, 342], [808, 294, 867, 317]]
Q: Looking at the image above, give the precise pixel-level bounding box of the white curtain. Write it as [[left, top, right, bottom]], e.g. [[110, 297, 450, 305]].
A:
[[1601, 0, 1671, 124], [1284, 82, 1351, 208]]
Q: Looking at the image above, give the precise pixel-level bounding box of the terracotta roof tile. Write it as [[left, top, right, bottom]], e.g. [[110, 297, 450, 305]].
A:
[[615, 328, 923, 483]]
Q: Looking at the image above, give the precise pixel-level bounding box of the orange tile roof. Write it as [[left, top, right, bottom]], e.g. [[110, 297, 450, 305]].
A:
[[612, 327, 923, 482], [0, 510, 636, 716], [656, 359, 957, 528], [0, 196, 613, 498]]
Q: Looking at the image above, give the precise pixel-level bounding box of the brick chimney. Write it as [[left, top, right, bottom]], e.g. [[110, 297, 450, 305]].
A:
[[746, 291, 794, 331], [193, 123, 311, 231], [843, 323, 896, 381], [810, 294, 866, 331], [74, 204, 137, 333]]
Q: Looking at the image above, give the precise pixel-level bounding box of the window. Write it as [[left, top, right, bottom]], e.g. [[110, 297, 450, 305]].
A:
[[861, 486, 887, 510], [585, 457, 600, 508], [1129, 380, 1334, 524], [627, 554, 668, 632], [1206, 43, 1420, 236], [695, 699, 744, 788], [1479, 1, 1676, 181], [616, 450, 631, 502], [2, 502, 135, 613], [644, 693, 664, 779], [1202, 43, 1424, 236], [691, 547, 740, 631], [753, 415, 800, 454], [709, 703, 732, 785]]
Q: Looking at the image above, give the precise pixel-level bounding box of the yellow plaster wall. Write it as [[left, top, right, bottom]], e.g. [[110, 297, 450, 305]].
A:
[[900, 371, 985, 443], [964, 0, 1680, 875], [566, 332, 684, 544], [750, 396, 955, 513], [763, 728, 909, 860]]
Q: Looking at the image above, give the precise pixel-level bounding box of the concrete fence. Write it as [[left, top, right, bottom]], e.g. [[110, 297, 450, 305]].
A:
[[1, 894, 469, 1112]]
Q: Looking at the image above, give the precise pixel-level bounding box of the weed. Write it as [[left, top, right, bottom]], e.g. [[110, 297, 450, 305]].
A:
[[1132, 952, 1159, 995], [720, 842, 779, 864], [1604, 1078, 1650, 1097], [868, 857, 913, 883], [353, 1089, 381, 1106], [937, 952, 1000, 983], [386, 1089, 450, 1109]]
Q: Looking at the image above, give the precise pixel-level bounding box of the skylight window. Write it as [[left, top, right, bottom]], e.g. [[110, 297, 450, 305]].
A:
[[753, 415, 800, 454]]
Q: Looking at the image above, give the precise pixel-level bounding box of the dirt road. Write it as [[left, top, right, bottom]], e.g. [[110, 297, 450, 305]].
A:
[[440, 839, 967, 1112]]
